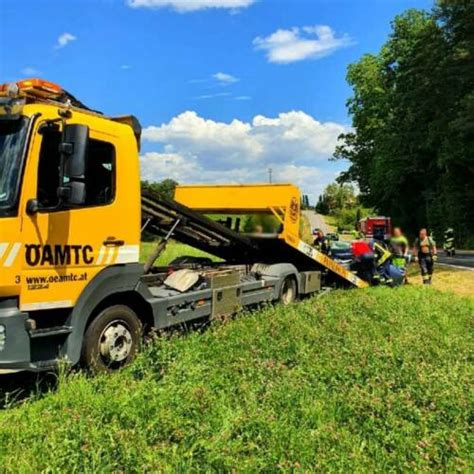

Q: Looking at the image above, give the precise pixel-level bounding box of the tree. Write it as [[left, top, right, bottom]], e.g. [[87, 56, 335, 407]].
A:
[[315, 195, 329, 214], [141, 178, 178, 201], [334, 4, 474, 244], [315, 182, 371, 231], [301, 194, 310, 209], [317, 183, 357, 215]]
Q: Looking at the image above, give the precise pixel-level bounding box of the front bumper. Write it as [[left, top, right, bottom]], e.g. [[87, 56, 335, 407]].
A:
[[0, 299, 32, 371]]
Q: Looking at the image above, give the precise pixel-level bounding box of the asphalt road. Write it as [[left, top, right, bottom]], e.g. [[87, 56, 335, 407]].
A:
[[437, 251, 474, 270], [303, 210, 330, 234]]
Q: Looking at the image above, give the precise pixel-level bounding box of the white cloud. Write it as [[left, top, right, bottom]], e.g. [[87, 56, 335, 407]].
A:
[[141, 110, 347, 200], [127, 0, 255, 13], [121, 64, 131, 70], [213, 72, 239, 84], [143, 111, 258, 166], [141, 152, 201, 182], [194, 92, 232, 100], [21, 67, 42, 76], [234, 95, 251, 101], [141, 152, 256, 183], [140, 152, 337, 201], [253, 25, 354, 64], [189, 72, 239, 87], [55, 33, 77, 49], [269, 164, 336, 197], [143, 110, 346, 163]]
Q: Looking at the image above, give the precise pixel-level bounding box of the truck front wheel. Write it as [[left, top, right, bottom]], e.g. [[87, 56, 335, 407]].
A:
[[81, 305, 142, 373], [279, 276, 297, 305]]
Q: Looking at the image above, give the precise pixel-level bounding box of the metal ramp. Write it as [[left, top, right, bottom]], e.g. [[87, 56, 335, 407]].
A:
[[141, 188, 368, 288], [141, 190, 260, 262]]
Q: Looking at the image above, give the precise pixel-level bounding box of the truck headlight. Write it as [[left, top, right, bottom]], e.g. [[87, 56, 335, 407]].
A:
[[0, 325, 5, 352]]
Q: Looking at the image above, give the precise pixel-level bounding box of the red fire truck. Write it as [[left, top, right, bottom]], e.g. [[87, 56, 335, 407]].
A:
[[358, 216, 392, 241]]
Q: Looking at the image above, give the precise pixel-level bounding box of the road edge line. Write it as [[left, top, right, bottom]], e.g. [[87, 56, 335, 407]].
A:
[[437, 263, 474, 272]]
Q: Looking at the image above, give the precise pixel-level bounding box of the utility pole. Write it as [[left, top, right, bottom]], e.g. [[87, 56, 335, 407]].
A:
[[268, 167, 273, 184]]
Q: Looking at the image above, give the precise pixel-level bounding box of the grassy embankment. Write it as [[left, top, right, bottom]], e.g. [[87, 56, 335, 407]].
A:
[[322, 213, 338, 232], [0, 286, 472, 472], [140, 241, 218, 265]]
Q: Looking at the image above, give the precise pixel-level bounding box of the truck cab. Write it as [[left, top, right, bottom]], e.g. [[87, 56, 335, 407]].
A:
[[0, 79, 142, 371]]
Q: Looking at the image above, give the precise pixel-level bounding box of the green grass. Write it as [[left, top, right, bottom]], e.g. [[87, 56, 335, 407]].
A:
[[0, 287, 472, 472], [140, 241, 219, 265], [323, 213, 337, 226], [320, 213, 338, 233]]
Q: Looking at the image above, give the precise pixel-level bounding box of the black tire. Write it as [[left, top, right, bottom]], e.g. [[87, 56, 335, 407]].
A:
[[279, 276, 297, 305], [81, 305, 142, 373]]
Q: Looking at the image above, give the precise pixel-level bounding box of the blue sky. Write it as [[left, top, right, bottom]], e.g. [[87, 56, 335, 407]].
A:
[[1, 0, 433, 201]]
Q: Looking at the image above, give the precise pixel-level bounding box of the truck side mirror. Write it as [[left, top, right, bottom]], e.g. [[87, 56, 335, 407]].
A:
[[59, 124, 89, 206]]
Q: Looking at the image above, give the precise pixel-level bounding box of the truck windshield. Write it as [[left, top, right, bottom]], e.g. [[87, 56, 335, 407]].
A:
[[0, 117, 29, 217]]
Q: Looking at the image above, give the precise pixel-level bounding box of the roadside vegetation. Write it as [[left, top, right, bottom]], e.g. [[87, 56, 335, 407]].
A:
[[334, 3, 474, 247], [321, 213, 337, 232], [0, 287, 471, 472], [140, 242, 218, 265], [315, 182, 372, 233]]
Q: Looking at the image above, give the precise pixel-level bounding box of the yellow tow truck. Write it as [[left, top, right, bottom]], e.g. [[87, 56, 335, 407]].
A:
[[0, 79, 367, 373]]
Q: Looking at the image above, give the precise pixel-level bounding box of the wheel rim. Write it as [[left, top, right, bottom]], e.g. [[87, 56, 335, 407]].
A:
[[99, 321, 133, 364], [282, 280, 295, 305]]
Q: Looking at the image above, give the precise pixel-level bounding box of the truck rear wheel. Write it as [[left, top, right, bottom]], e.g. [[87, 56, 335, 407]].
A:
[[81, 305, 142, 373], [279, 276, 297, 305]]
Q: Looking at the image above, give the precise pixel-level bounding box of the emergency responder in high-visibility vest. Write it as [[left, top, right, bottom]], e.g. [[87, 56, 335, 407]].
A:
[[372, 239, 393, 285], [313, 230, 329, 254], [390, 227, 409, 270], [443, 228, 455, 257], [413, 228, 437, 285]]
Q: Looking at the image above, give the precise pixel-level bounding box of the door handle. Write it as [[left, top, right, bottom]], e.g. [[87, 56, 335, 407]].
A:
[[103, 238, 125, 247]]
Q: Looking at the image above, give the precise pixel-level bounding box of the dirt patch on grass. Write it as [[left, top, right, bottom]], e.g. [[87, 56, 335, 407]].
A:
[[407, 263, 474, 298]]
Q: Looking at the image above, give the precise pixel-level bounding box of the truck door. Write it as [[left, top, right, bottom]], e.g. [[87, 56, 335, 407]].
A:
[[19, 122, 123, 312], [0, 117, 30, 298]]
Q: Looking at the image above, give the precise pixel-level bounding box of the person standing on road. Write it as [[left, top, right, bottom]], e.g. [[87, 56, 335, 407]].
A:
[[443, 228, 455, 257], [413, 228, 438, 285], [390, 227, 409, 273]]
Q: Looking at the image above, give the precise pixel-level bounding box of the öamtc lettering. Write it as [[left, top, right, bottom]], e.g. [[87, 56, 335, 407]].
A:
[[25, 244, 94, 266]]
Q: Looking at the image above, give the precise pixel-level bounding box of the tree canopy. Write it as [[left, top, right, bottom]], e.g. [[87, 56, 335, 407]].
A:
[[335, 2, 474, 244], [316, 183, 357, 215], [141, 178, 178, 201], [315, 182, 372, 232]]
